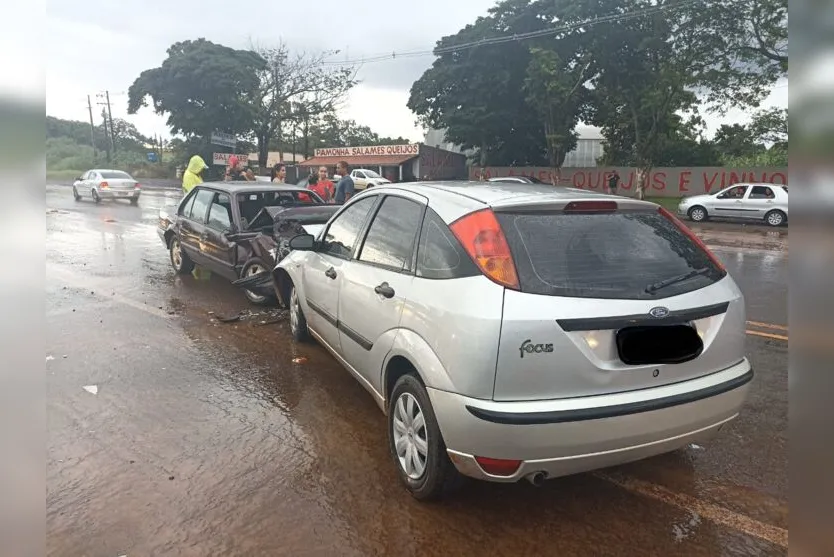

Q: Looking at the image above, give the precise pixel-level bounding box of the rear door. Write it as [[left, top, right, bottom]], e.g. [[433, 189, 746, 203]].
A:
[[201, 192, 237, 280], [301, 195, 378, 351], [337, 193, 425, 390], [179, 188, 214, 267], [744, 185, 777, 220], [492, 202, 745, 401]]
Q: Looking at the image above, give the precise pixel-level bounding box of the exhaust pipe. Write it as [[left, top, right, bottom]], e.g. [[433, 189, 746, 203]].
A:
[[526, 471, 547, 487]]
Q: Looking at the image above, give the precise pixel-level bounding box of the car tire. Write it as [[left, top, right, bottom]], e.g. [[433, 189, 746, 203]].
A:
[[688, 205, 707, 222], [92, 189, 101, 203], [388, 373, 460, 501], [240, 258, 275, 306], [765, 209, 786, 227], [72, 186, 81, 201], [288, 282, 310, 342], [169, 237, 194, 275]]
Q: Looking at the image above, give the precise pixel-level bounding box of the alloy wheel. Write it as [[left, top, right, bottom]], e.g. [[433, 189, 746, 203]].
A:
[[392, 392, 429, 480]]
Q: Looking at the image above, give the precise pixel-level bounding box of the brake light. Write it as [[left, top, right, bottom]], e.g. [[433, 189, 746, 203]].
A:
[[658, 206, 726, 272], [564, 200, 618, 212], [134, 183, 141, 189], [474, 456, 522, 477], [100, 181, 109, 189], [450, 208, 519, 289]]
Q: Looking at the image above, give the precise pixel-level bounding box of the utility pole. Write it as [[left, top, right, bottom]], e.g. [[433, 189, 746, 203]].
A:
[[105, 90, 116, 153], [100, 108, 111, 163], [86, 95, 97, 160], [96, 92, 116, 156]]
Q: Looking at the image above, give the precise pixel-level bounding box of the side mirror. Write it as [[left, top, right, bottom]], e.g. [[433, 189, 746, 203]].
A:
[[289, 233, 316, 251]]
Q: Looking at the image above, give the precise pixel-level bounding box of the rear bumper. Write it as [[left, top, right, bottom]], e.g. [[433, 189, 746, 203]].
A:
[[99, 189, 140, 199], [429, 358, 752, 483]]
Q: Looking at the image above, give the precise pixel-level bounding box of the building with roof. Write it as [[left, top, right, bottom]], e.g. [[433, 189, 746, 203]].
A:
[[298, 143, 467, 182]]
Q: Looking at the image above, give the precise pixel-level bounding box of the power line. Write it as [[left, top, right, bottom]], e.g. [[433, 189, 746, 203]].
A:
[[318, 0, 697, 66]]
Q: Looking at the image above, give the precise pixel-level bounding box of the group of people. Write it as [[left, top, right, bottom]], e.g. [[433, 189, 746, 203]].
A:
[[302, 161, 354, 204], [180, 154, 355, 205]]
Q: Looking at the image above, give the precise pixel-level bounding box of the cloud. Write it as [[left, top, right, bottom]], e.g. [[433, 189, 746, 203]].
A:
[[45, 0, 787, 145]]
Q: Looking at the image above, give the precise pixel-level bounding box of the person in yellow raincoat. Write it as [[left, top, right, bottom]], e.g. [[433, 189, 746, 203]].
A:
[[182, 155, 208, 195]]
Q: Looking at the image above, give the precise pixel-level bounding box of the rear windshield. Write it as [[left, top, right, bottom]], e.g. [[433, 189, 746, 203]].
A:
[[100, 171, 132, 179], [497, 210, 726, 300], [237, 190, 323, 226]]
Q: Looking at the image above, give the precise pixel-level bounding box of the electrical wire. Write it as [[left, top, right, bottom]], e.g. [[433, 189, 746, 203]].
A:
[[317, 0, 698, 66]]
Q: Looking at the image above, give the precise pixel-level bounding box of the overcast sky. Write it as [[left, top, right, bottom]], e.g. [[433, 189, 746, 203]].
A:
[[42, 0, 787, 144]]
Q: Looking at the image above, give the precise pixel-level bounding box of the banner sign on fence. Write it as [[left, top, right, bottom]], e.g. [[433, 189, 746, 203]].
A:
[[469, 166, 789, 198]]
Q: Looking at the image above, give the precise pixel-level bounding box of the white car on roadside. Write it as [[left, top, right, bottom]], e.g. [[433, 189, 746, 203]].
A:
[[678, 183, 788, 226], [351, 169, 391, 190]]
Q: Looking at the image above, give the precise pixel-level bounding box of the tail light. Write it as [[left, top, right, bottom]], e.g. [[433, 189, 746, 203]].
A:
[[450, 208, 519, 289], [474, 456, 522, 477], [100, 181, 109, 189], [134, 183, 141, 189], [658, 206, 726, 272]]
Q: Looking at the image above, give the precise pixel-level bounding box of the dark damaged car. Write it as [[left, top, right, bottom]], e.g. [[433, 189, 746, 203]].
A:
[[157, 182, 339, 304]]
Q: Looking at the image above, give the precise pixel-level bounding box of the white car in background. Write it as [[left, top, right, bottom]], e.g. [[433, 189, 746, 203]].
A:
[[72, 169, 141, 204], [678, 183, 789, 226], [351, 168, 391, 190]]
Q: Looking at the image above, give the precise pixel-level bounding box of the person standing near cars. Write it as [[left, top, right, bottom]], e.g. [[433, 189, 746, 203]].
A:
[[607, 169, 620, 195], [270, 163, 287, 183], [309, 166, 334, 202], [333, 161, 354, 204], [225, 155, 251, 181], [182, 154, 208, 195]]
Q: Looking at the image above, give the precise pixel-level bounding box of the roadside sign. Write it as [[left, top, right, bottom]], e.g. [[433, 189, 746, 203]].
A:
[[210, 132, 237, 148], [146, 152, 158, 162], [213, 152, 251, 166]]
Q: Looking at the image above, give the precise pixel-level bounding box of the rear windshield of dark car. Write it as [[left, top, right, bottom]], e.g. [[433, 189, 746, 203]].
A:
[[237, 190, 323, 226], [496, 210, 726, 300]]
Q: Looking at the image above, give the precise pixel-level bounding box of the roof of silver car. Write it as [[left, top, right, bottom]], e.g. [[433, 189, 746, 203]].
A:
[[389, 180, 616, 205]]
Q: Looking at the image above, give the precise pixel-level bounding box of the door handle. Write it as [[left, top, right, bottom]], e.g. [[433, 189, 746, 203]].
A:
[[374, 282, 395, 299], [324, 267, 337, 280]]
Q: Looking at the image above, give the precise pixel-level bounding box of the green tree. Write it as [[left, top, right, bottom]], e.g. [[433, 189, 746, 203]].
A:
[[128, 39, 266, 139], [523, 47, 590, 181], [576, 0, 786, 197], [248, 43, 357, 167], [408, 2, 548, 168]]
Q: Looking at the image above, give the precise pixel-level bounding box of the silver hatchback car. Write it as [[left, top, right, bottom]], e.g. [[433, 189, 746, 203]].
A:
[[275, 182, 753, 500], [678, 183, 788, 226]]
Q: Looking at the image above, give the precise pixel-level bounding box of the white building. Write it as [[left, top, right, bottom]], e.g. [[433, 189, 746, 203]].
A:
[[424, 125, 604, 168]]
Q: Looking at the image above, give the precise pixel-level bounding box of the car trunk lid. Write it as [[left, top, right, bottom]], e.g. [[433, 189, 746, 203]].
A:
[[489, 201, 744, 401]]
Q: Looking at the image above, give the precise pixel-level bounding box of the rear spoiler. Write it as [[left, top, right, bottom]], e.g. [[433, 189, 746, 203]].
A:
[[490, 197, 657, 213]]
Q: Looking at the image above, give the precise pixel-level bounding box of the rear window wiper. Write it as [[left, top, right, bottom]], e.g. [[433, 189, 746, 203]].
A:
[[645, 267, 710, 294]]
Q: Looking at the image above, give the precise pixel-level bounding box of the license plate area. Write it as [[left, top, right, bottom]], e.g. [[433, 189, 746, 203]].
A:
[[615, 323, 703, 365]]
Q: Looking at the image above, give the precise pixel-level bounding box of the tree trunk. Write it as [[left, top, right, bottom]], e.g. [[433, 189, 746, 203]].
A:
[[303, 116, 310, 160], [258, 130, 269, 169], [635, 166, 651, 200]]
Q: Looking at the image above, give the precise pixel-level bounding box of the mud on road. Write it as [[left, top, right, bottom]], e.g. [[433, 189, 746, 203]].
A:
[[46, 187, 787, 556]]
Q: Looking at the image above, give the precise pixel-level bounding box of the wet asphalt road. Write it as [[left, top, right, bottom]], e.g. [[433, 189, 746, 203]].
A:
[[46, 186, 787, 556]]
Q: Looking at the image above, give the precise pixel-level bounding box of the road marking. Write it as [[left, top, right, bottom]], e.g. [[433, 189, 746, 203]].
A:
[[746, 330, 788, 342], [594, 471, 788, 548], [746, 321, 788, 331]]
